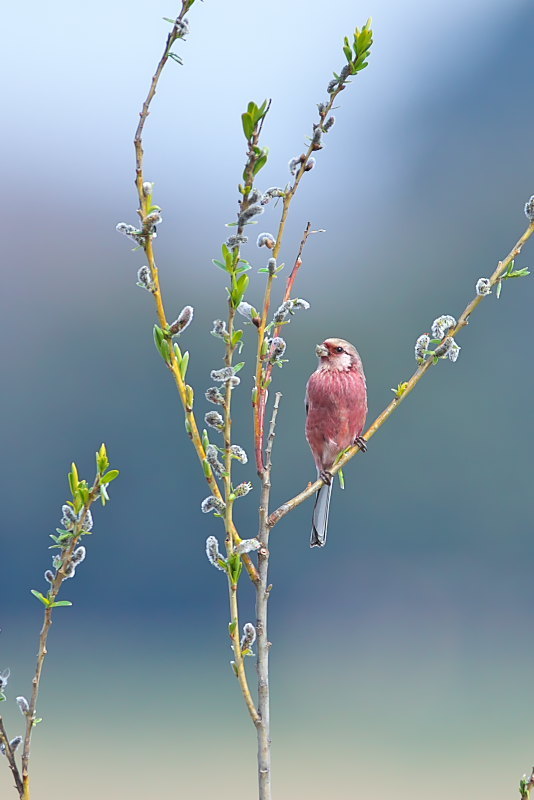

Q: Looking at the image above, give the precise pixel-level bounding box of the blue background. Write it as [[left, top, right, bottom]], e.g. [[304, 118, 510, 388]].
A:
[[1, 1, 533, 797]]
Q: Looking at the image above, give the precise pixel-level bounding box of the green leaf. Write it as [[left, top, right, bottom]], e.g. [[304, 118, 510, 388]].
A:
[[153, 325, 165, 354], [338, 468, 345, 490], [100, 483, 110, 506], [234, 362, 245, 373], [228, 620, 237, 635], [232, 330, 243, 347], [96, 443, 109, 474], [173, 342, 182, 361], [496, 280, 502, 299], [180, 351, 189, 379], [212, 259, 229, 272], [168, 52, 183, 65], [101, 469, 119, 484], [68, 462, 79, 496], [241, 112, 254, 140], [252, 153, 268, 176], [49, 600, 72, 608], [31, 590, 50, 607]]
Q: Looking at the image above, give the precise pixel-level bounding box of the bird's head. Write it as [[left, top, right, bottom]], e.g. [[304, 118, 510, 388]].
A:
[[315, 338, 363, 372]]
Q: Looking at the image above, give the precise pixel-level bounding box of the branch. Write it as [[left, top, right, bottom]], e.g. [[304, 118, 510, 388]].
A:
[[268, 219, 534, 528], [21, 474, 104, 797], [129, 4, 259, 584], [255, 392, 282, 800], [252, 66, 360, 473], [0, 717, 23, 798], [255, 223, 322, 473]]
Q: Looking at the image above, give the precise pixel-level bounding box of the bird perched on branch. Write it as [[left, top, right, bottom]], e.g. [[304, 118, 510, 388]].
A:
[[305, 338, 368, 547]]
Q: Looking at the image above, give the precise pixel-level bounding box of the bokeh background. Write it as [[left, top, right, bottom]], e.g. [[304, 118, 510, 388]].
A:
[[2, 0, 534, 797]]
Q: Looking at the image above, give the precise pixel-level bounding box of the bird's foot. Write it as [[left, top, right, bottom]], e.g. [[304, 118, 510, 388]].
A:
[[319, 469, 333, 486], [354, 435, 368, 453]]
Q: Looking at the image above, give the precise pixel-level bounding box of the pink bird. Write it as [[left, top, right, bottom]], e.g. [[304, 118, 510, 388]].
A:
[[305, 338, 368, 547]]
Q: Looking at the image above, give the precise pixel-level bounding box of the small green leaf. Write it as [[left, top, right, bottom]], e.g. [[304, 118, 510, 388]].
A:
[[496, 280, 502, 299], [68, 463, 79, 496], [212, 259, 229, 271], [338, 468, 345, 490], [168, 52, 183, 65], [180, 351, 189, 379], [241, 112, 254, 140], [228, 620, 237, 635], [252, 153, 268, 176], [101, 469, 119, 484], [49, 600, 72, 608], [100, 483, 110, 506], [234, 362, 245, 373], [31, 590, 50, 607]]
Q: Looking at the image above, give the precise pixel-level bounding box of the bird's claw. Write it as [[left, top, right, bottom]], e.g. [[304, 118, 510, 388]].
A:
[[320, 470, 333, 486], [354, 436, 368, 453]]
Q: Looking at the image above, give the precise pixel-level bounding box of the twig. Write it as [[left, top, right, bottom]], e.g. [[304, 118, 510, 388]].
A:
[[268, 220, 534, 528], [130, 3, 259, 584], [0, 717, 23, 798], [223, 306, 261, 724], [252, 83, 345, 474], [255, 223, 321, 472], [255, 392, 282, 800], [20, 479, 101, 800]]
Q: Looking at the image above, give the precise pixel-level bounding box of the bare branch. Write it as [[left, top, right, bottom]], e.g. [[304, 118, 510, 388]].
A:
[[0, 717, 23, 798]]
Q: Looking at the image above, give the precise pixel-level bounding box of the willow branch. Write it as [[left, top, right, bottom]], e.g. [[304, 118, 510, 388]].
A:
[[254, 392, 281, 800], [253, 85, 345, 474], [255, 222, 322, 470], [268, 219, 534, 528], [20, 480, 101, 800], [0, 718, 23, 798], [129, 4, 258, 582], [222, 305, 260, 723]]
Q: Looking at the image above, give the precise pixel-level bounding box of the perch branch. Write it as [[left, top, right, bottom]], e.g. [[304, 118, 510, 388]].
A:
[[268, 219, 534, 528]]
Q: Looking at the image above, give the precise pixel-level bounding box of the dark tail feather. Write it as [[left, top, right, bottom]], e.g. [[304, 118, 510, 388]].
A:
[[310, 482, 333, 548]]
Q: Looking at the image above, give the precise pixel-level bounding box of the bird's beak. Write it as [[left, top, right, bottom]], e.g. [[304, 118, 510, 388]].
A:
[[315, 343, 329, 358]]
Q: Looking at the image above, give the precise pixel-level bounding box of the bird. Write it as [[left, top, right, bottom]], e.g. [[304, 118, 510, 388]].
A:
[[305, 338, 368, 547]]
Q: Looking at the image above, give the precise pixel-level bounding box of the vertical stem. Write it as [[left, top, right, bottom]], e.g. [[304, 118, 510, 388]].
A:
[[255, 393, 281, 800], [0, 717, 24, 798]]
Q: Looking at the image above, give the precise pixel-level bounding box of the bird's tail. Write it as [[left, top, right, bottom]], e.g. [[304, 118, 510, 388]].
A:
[[310, 482, 333, 548]]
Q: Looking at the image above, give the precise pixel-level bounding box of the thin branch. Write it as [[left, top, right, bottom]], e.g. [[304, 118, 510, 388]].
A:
[[255, 223, 322, 472], [130, 3, 259, 584], [252, 84, 345, 474], [268, 220, 534, 528], [0, 717, 23, 798], [222, 306, 261, 723], [21, 479, 101, 799], [255, 392, 282, 800]]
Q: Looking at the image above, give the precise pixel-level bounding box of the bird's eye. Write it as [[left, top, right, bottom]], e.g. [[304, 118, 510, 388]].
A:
[[335, 346, 344, 353]]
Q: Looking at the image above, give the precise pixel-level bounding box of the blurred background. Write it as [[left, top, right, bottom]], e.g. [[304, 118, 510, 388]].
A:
[[2, 0, 534, 797]]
